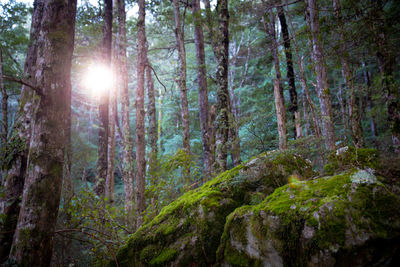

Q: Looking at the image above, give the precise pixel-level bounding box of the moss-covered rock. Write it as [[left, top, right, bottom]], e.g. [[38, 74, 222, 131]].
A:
[[218, 169, 400, 266], [111, 150, 400, 267], [110, 151, 314, 267]]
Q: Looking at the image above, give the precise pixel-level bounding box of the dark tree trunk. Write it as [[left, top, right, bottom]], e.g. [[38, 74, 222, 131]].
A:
[[95, 0, 113, 196], [172, 0, 191, 178], [116, 0, 134, 226], [192, 0, 212, 179], [0, 49, 7, 150], [307, 0, 336, 150], [8, 0, 77, 265], [136, 0, 147, 227], [277, 6, 302, 139], [263, 9, 287, 150], [0, 0, 46, 260]]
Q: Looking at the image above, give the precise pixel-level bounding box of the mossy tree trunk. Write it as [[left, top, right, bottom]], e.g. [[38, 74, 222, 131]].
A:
[[8, 0, 77, 265], [0, 0, 46, 260], [307, 0, 336, 150], [136, 0, 147, 227], [95, 0, 113, 196], [172, 0, 191, 180], [192, 0, 212, 179]]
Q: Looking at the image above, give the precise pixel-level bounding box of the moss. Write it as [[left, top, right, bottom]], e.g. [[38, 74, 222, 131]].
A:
[[324, 147, 379, 175], [149, 248, 177, 266]]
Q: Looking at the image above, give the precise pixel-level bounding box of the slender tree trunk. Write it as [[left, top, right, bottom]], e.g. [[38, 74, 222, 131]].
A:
[[277, 6, 302, 139], [172, 0, 191, 179], [95, 0, 113, 196], [116, 0, 134, 226], [192, 0, 212, 179], [158, 87, 164, 154], [146, 59, 158, 213], [0, 0, 46, 260], [362, 60, 377, 139], [9, 1, 77, 265], [0, 49, 7, 150], [332, 0, 363, 148], [264, 9, 287, 150], [307, 0, 336, 150], [136, 0, 147, 227]]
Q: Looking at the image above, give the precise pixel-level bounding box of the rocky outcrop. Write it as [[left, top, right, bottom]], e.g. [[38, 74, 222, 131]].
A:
[[110, 150, 400, 267]]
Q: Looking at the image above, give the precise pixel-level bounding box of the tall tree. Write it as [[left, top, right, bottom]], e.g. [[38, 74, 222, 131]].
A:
[[192, 0, 212, 178], [95, 0, 113, 196], [263, 7, 287, 150], [116, 0, 134, 224], [307, 0, 336, 150], [277, 5, 302, 139], [0, 49, 7, 152], [172, 0, 191, 172], [136, 0, 147, 227], [0, 0, 46, 260], [8, 0, 77, 265]]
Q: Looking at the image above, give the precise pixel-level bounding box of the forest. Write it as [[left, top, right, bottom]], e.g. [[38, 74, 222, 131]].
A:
[[0, 0, 399, 266]]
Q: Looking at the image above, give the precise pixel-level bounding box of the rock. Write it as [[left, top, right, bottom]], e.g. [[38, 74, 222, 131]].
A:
[[110, 151, 400, 267]]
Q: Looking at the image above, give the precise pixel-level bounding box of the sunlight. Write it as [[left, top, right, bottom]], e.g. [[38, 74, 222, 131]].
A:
[[83, 64, 114, 97]]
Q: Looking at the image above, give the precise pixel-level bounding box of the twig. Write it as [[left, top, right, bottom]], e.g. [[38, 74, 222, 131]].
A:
[[147, 64, 167, 93]]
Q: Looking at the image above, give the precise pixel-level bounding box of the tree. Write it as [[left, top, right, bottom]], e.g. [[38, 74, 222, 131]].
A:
[[277, 5, 302, 139], [307, 0, 336, 150], [116, 0, 135, 225], [95, 0, 113, 196], [192, 0, 212, 178], [172, 0, 191, 177], [136, 0, 147, 227], [8, 0, 77, 265]]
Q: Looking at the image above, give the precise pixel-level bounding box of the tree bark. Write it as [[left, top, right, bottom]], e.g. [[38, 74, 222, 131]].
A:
[[277, 6, 302, 139], [307, 0, 336, 150], [332, 0, 363, 148], [0, 49, 7, 150], [136, 0, 147, 227], [146, 59, 158, 213], [116, 0, 135, 226], [264, 9, 287, 150], [192, 0, 212, 179], [172, 0, 191, 177], [0, 0, 46, 261], [95, 0, 113, 196], [9, 0, 77, 265]]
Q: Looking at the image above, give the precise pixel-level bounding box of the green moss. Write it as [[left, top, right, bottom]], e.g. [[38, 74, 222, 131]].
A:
[[149, 248, 177, 266]]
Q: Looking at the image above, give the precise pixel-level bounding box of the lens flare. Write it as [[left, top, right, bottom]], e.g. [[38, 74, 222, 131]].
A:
[[83, 65, 114, 97]]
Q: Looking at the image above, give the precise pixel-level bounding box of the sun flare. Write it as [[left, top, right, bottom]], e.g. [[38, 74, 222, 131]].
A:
[[83, 65, 114, 97]]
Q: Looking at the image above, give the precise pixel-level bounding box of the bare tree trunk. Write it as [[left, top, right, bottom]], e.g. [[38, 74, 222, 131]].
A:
[[136, 0, 147, 227], [0, 0, 46, 260], [332, 0, 363, 148], [172, 0, 191, 179], [307, 0, 336, 150], [263, 9, 287, 150], [192, 0, 212, 179], [95, 0, 113, 196], [362, 60, 378, 140], [116, 0, 134, 225], [0, 49, 7, 150], [9, 0, 77, 265], [146, 59, 158, 213], [277, 6, 302, 139]]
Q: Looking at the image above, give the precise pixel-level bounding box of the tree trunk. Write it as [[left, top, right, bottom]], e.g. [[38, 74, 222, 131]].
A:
[[0, 49, 7, 150], [0, 0, 46, 260], [172, 0, 191, 178], [277, 6, 302, 139], [9, 0, 77, 265], [332, 0, 363, 148], [146, 59, 158, 213], [136, 0, 147, 227], [264, 9, 287, 150], [95, 0, 113, 196], [362, 60, 378, 139], [307, 0, 336, 150], [192, 0, 212, 179], [116, 0, 134, 226]]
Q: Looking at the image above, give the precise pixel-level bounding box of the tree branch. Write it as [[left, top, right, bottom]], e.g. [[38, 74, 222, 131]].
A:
[[2, 75, 43, 97]]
